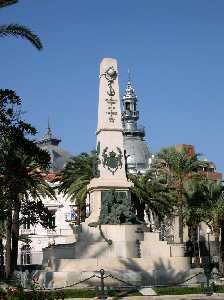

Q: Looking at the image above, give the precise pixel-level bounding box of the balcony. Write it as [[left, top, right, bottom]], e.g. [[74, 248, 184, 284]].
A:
[[46, 228, 75, 236], [20, 228, 36, 235]]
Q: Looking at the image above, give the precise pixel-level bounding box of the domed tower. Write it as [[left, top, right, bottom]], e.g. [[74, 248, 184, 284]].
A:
[[122, 74, 150, 174], [36, 122, 73, 172]]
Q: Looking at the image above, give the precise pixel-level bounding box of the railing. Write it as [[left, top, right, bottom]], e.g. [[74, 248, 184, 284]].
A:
[[14, 268, 212, 299], [46, 228, 74, 236], [20, 228, 36, 235]]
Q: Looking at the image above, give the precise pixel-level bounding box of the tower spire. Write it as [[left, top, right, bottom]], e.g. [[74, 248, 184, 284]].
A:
[[46, 117, 53, 138], [122, 72, 145, 138], [37, 120, 61, 146], [128, 68, 131, 82]]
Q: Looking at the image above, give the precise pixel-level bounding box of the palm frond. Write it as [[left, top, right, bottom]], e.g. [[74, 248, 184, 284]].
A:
[[0, 0, 18, 8], [0, 24, 43, 50]]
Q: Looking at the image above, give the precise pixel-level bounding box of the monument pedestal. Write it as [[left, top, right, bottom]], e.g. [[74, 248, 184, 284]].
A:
[[38, 58, 193, 288], [40, 224, 192, 288], [86, 178, 132, 225]]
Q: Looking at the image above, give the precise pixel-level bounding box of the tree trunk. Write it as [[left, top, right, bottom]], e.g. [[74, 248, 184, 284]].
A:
[[11, 200, 21, 272], [213, 225, 220, 259], [177, 182, 184, 244], [5, 209, 12, 278], [219, 220, 224, 274], [179, 212, 184, 243], [136, 202, 145, 223], [0, 238, 4, 279]]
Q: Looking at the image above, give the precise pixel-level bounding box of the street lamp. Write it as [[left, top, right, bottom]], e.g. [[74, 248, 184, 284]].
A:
[[204, 227, 213, 296], [207, 227, 212, 265]]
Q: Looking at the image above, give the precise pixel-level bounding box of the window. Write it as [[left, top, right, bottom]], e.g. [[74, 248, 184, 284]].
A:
[[48, 212, 56, 228], [20, 245, 31, 265], [126, 103, 130, 111], [23, 218, 30, 230]]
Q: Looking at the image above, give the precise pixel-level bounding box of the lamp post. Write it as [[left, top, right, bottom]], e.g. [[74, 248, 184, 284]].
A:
[[207, 227, 211, 266], [204, 227, 213, 296]]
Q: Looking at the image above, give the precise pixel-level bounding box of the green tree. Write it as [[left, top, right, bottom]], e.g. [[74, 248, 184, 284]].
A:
[[58, 152, 95, 219], [0, 0, 43, 50], [0, 89, 55, 277], [9, 149, 55, 273], [185, 179, 224, 268], [129, 170, 175, 224], [155, 146, 204, 243]]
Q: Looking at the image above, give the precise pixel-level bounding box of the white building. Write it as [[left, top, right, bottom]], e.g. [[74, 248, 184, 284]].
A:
[[18, 126, 76, 267]]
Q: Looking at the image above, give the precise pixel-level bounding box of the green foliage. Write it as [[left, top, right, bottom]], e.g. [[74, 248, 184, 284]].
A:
[[0, 89, 55, 276], [0, 24, 43, 50], [0, 0, 18, 8], [129, 170, 175, 221], [58, 152, 96, 207], [0, 2, 42, 50], [155, 147, 204, 193], [154, 286, 203, 295], [0, 287, 143, 299], [184, 179, 224, 228], [157, 146, 202, 172], [21, 200, 56, 229]]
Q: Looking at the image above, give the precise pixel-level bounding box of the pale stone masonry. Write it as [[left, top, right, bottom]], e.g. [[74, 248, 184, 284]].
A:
[[87, 58, 132, 224]]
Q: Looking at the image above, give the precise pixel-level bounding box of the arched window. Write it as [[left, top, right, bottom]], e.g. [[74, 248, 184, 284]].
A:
[[20, 244, 31, 265], [125, 102, 130, 111]]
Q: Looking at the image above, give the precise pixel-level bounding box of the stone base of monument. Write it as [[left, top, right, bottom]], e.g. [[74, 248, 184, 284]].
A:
[[35, 266, 205, 289], [39, 224, 197, 287]]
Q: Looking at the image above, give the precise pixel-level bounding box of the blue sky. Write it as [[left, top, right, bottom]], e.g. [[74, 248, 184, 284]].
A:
[[0, 0, 223, 173]]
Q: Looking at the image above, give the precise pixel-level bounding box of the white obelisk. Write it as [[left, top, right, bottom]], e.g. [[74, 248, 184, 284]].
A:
[[86, 58, 132, 224]]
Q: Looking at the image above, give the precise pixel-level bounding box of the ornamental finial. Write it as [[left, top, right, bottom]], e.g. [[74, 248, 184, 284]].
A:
[[128, 68, 131, 83], [123, 70, 137, 101]]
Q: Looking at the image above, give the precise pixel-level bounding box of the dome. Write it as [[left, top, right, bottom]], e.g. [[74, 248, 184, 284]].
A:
[[38, 144, 73, 172], [124, 136, 150, 173], [122, 74, 151, 174]]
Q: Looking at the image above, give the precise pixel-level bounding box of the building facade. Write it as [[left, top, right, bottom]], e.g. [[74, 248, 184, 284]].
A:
[[18, 126, 76, 267], [17, 78, 222, 268]]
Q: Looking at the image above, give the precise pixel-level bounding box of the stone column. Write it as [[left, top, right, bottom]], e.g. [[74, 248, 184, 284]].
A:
[[86, 58, 132, 224]]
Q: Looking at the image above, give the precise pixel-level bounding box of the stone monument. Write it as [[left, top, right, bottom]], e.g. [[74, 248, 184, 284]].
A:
[[39, 58, 195, 288], [86, 58, 136, 226]]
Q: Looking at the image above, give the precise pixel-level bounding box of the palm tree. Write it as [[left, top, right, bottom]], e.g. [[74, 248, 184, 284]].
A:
[[0, 0, 17, 8], [10, 152, 55, 273], [58, 152, 96, 220], [2, 130, 55, 277], [0, 89, 55, 276], [185, 179, 224, 269], [155, 146, 204, 243], [129, 170, 175, 225], [0, 0, 43, 50]]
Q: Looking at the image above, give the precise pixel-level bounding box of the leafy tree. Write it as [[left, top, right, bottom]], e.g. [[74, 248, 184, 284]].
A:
[[9, 148, 55, 272], [155, 146, 204, 243], [0, 89, 55, 277], [129, 170, 175, 224], [185, 179, 224, 267], [58, 152, 96, 212], [0, 0, 43, 50]]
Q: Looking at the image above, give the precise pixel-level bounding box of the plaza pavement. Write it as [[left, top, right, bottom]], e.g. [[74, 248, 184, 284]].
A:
[[67, 294, 224, 300]]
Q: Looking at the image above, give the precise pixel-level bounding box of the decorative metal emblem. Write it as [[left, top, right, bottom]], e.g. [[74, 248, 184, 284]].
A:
[[100, 66, 117, 96], [102, 147, 123, 175], [100, 66, 118, 123]]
